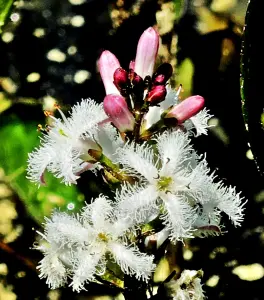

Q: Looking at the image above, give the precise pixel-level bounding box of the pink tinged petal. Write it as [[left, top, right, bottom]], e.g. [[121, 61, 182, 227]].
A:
[[134, 27, 159, 79], [103, 94, 135, 132], [98, 50, 121, 95], [165, 96, 205, 124]]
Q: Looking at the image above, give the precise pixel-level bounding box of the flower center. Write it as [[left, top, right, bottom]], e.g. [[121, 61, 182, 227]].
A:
[[97, 232, 109, 242], [157, 176, 172, 191]]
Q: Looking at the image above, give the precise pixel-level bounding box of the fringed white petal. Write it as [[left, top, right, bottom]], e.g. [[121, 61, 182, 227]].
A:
[[44, 211, 88, 245], [36, 245, 69, 289], [216, 184, 246, 227], [26, 142, 55, 185], [160, 193, 196, 242], [27, 99, 109, 185], [114, 183, 159, 233], [156, 130, 193, 176], [70, 249, 104, 292], [70, 99, 106, 139], [117, 142, 158, 182], [96, 123, 123, 162], [185, 108, 213, 136], [81, 195, 113, 230], [109, 242, 155, 281], [186, 157, 216, 204]]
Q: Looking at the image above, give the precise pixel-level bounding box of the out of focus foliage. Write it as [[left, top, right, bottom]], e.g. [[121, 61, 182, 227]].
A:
[[0, 0, 263, 299], [0, 119, 83, 223], [0, 0, 14, 32]]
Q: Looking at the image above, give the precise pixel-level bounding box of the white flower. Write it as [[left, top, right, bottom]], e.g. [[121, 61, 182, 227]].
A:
[[36, 195, 155, 292], [115, 130, 245, 242], [27, 99, 122, 185], [143, 86, 179, 130], [115, 130, 198, 242], [166, 270, 205, 300], [143, 87, 212, 136], [36, 243, 69, 289], [185, 108, 213, 136]]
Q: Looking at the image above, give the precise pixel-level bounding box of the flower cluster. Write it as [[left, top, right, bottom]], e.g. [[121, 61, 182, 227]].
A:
[[37, 196, 155, 291], [27, 27, 246, 293]]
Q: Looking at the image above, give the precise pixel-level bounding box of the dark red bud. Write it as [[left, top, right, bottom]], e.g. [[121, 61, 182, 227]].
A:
[[129, 69, 143, 86], [146, 85, 167, 105], [153, 63, 173, 85], [113, 67, 128, 90]]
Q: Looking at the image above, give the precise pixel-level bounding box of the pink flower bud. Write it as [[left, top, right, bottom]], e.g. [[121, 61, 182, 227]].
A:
[[146, 85, 167, 105], [103, 94, 135, 132], [113, 67, 129, 90], [165, 95, 205, 123], [98, 50, 121, 95], [134, 27, 159, 79]]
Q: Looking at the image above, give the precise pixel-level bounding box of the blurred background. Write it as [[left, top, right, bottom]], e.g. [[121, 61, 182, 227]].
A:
[[0, 0, 263, 299]]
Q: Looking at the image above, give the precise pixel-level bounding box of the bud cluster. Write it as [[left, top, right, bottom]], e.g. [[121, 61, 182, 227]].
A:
[[98, 27, 205, 140]]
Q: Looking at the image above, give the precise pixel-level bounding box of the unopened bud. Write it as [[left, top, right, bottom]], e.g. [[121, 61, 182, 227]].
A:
[[98, 50, 121, 95], [129, 69, 143, 88], [113, 67, 129, 90], [103, 94, 135, 132], [146, 85, 167, 105], [153, 63, 173, 85], [134, 27, 159, 79], [165, 95, 205, 123]]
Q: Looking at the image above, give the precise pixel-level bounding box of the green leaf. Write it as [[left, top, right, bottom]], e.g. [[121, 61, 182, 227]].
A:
[[0, 120, 84, 223], [0, 0, 15, 33], [240, 0, 264, 177]]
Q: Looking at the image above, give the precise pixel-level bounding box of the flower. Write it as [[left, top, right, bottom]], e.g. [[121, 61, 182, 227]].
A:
[[36, 195, 155, 292], [134, 27, 159, 79], [103, 94, 135, 132], [143, 87, 212, 136], [115, 130, 245, 242], [98, 50, 121, 95], [166, 270, 205, 300], [27, 99, 122, 185], [164, 96, 205, 124]]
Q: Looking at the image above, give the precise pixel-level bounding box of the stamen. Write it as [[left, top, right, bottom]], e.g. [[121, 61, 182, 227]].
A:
[[37, 124, 49, 134], [54, 103, 61, 110], [176, 84, 182, 97], [44, 110, 52, 117]]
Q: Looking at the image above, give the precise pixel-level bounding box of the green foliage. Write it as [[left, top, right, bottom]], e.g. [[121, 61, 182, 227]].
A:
[[0, 120, 83, 223], [240, 0, 264, 176], [174, 0, 185, 20], [0, 0, 14, 33]]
